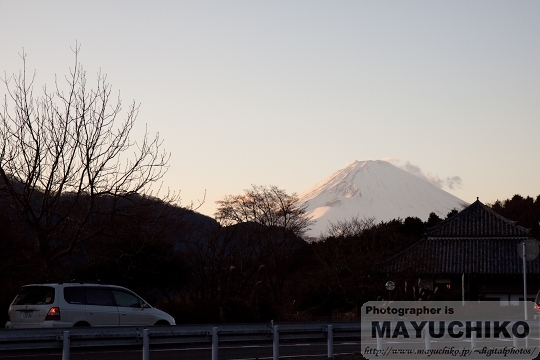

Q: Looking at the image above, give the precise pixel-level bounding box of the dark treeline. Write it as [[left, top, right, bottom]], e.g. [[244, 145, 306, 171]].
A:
[[489, 194, 540, 238], [1, 190, 539, 326]]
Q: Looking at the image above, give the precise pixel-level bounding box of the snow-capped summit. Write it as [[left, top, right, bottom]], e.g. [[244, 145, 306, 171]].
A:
[[298, 160, 468, 238]]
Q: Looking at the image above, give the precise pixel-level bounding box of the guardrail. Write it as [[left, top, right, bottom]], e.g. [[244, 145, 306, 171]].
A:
[[0, 322, 363, 360]]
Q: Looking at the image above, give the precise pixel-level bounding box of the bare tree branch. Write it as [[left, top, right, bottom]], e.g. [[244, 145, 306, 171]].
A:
[[0, 47, 178, 267]]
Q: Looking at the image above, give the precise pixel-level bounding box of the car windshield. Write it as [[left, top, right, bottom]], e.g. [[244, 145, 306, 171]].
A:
[[12, 286, 55, 305]]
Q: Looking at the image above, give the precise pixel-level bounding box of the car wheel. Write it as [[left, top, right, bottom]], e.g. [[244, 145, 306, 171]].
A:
[[73, 321, 91, 327]]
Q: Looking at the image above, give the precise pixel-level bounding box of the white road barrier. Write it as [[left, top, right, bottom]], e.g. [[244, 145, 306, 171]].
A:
[[0, 322, 362, 359]]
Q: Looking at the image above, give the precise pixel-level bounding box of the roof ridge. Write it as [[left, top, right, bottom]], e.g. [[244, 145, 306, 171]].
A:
[[426, 199, 529, 237]]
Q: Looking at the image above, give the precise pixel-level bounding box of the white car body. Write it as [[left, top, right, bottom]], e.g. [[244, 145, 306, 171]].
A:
[[5, 283, 175, 328]]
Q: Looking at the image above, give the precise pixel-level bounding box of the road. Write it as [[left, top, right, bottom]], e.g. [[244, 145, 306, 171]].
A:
[[0, 340, 363, 360]]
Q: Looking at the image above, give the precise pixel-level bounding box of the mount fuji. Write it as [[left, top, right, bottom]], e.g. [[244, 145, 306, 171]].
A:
[[297, 160, 468, 238]]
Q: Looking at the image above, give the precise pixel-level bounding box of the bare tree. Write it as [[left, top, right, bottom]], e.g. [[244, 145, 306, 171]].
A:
[[323, 216, 378, 238], [313, 217, 378, 312], [313, 216, 426, 315], [0, 47, 173, 268], [215, 185, 313, 305], [215, 185, 312, 237]]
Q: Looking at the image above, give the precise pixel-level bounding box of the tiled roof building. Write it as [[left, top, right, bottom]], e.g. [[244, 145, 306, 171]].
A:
[[384, 199, 540, 303]]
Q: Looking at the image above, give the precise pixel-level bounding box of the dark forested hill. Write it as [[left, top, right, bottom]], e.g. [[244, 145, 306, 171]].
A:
[[1, 185, 539, 325]]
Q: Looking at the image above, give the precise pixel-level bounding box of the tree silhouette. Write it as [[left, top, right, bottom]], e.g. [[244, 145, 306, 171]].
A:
[[215, 185, 312, 306], [425, 212, 442, 228], [0, 46, 173, 271]]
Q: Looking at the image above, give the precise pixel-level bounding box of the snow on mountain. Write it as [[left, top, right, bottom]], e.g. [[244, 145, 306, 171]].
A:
[[298, 160, 468, 238]]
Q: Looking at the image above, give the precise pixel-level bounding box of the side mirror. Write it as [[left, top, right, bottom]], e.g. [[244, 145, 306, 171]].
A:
[[141, 303, 151, 309]]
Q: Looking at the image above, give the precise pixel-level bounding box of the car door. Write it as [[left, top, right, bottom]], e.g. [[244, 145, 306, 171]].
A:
[[111, 289, 152, 326], [84, 287, 119, 326]]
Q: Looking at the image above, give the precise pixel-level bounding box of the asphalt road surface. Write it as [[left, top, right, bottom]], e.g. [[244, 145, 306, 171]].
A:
[[0, 340, 363, 360]]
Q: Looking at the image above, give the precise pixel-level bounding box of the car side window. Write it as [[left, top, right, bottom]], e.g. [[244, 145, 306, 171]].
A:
[[64, 287, 86, 304], [85, 288, 114, 306], [112, 290, 142, 308]]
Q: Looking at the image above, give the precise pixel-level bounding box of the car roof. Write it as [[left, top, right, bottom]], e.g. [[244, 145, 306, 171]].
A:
[[23, 283, 127, 289]]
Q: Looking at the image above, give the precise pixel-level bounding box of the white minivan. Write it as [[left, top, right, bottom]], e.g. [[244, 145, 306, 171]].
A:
[[5, 283, 175, 328]]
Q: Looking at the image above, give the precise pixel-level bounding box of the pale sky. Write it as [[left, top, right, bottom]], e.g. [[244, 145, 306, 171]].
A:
[[1, 1, 539, 217]]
